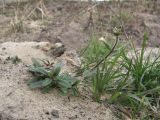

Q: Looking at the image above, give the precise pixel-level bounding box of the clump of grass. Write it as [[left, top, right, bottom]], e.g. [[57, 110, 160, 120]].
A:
[[108, 33, 160, 119], [82, 29, 124, 101], [81, 36, 111, 70], [81, 32, 160, 119], [8, 3, 25, 34], [83, 52, 123, 102], [27, 58, 80, 96], [10, 17, 24, 33]]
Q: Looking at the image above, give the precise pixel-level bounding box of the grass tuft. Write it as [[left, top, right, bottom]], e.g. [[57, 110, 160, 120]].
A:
[[81, 33, 160, 119]]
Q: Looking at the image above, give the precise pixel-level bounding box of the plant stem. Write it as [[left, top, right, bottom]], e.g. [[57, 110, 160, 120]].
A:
[[91, 36, 119, 70]]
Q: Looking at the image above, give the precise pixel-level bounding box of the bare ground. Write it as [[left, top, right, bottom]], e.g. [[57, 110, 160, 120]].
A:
[[0, 1, 159, 49], [0, 62, 116, 120]]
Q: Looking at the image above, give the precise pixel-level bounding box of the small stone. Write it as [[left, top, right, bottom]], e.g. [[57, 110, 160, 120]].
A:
[[51, 109, 59, 118], [45, 111, 50, 115], [54, 43, 63, 48], [57, 6, 63, 11], [73, 106, 78, 109], [51, 45, 66, 57], [2, 47, 6, 50], [69, 115, 78, 119], [41, 43, 54, 52], [6, 92, 12, 96]]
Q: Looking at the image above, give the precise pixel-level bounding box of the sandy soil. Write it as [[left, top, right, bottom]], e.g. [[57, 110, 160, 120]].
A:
[[0, 41, 116, 120], [0, 62, 117, 120]]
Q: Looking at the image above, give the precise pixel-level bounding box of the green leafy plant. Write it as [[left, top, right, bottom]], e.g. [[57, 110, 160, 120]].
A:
[[27, 58, 80, 96]]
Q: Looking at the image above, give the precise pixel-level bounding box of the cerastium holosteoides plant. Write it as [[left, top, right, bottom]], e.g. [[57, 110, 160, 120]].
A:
[[27, 58, 80, 96]]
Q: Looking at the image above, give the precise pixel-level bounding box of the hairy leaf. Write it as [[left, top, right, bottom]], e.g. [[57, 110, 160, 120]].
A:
[[28, 78, 52, 89], [31, 58, 42, 67], [29, 66, 48, 76], [48, 63, 63, 78]]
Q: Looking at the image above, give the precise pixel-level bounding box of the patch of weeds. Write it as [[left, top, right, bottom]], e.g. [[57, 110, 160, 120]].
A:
[[81, 32, 160, 119], [108, 33, 160, 119], [7, 5, 25, 34], [9, 18, 24, 33], [27, 58, 80, 96], [1, 2, 27, 34]]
